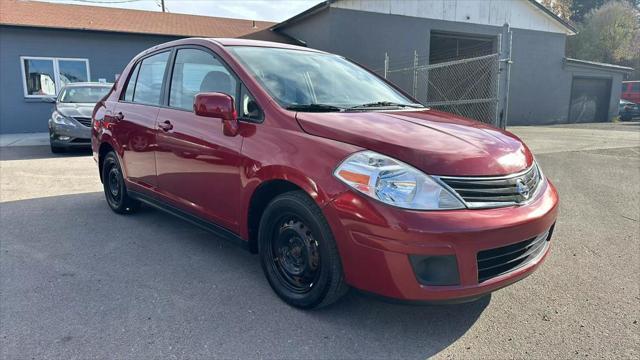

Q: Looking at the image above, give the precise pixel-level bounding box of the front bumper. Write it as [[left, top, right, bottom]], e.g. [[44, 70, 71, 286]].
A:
[[323, 178, 559, 302], [49, 122, 91, 148]]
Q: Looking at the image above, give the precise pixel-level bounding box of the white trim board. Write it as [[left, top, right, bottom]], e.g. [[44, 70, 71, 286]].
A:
[[331, 0, 573, 35]]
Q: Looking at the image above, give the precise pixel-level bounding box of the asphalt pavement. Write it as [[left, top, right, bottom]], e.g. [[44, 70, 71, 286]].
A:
[[0, 123, 638, 359]]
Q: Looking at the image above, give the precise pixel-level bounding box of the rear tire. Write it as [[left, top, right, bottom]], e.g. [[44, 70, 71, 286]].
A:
[[258, 190, 348, 309], [102, 151, 140, 214]]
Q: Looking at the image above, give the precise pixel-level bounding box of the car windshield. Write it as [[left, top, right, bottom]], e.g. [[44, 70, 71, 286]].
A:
[[58, 86, 111, 103], [227, 46, 421, 111]]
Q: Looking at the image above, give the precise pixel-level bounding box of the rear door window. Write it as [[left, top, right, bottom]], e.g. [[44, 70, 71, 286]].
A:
[[130, 51, 170, 106], [123, 62, 141, 102]]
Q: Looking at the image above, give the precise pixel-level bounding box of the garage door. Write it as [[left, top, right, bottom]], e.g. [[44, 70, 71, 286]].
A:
[[569, 77, 612, 123]]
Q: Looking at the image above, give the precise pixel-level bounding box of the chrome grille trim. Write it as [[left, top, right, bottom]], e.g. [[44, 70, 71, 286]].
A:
[[73, 117, 92, 127], [434, 163, 543, 209]]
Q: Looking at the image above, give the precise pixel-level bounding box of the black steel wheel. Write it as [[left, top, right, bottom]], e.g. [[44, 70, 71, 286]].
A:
[[271, 216, 321, 293], [259, 190, 348, 309], [102, 151, 140, 214]]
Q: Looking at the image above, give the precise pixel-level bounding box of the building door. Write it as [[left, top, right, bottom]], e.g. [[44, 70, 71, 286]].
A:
[[569, 77, 611, 123]]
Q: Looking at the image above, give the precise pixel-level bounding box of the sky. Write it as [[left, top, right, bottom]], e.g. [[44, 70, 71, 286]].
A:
[[38, 0, 325, 22]]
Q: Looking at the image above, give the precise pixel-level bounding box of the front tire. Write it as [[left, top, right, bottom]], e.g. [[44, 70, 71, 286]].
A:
[[50, 143, 64, 153], [102, 151, 140, 214], [258, 190, 348, 309]]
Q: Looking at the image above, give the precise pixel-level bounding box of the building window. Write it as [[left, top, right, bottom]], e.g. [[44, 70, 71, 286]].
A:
[[20, 57, 90, 98], [429, 32, 495, 64]]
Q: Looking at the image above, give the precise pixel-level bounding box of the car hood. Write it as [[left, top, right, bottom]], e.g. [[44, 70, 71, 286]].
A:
[[295, 109, 533, 176], [56, 103, 96, 118]]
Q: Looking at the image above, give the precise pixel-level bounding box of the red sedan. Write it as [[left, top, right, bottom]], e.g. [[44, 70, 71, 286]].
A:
[[92, 38, 558, 309]]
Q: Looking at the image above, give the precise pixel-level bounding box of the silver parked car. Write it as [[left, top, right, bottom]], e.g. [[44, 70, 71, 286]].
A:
[[48, 82, 112, 153]]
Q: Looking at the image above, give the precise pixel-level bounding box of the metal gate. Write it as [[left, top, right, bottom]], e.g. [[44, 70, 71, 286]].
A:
[[379, 27, 512, 128]]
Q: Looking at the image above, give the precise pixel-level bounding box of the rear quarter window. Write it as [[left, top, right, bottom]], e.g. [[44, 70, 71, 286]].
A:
[[123, 62, 141, 102]]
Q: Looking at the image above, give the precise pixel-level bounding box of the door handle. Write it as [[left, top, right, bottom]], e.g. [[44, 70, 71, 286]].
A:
[[113, 112, 124, 122], [158, 120, 173, 132]]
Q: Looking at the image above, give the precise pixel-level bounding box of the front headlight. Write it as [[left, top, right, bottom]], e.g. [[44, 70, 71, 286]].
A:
[[334, 150, 465, 210], [51, 111, 74, 126]]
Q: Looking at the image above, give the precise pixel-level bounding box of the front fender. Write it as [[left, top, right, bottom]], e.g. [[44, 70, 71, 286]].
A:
[[236, 126, 362, 240]]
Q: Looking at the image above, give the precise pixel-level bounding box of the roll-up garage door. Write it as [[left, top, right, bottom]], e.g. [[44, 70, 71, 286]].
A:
[[569, 77, 612, 123]]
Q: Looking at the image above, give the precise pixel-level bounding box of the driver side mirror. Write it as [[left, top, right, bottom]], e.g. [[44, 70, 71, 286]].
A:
[[194, 92, 239, 137]]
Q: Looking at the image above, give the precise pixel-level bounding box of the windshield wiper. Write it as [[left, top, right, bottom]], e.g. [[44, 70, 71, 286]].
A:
[[285, 104, 344, 112], [346, 101, 423, 110]]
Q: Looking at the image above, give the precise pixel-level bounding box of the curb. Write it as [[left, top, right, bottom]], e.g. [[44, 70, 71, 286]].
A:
[[0, 133, 49, 147]]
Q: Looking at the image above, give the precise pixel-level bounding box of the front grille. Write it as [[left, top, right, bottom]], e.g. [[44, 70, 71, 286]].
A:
[[437, 164, 542, 209], [477, 227, 552, 283], [73, 117, 92, 127]]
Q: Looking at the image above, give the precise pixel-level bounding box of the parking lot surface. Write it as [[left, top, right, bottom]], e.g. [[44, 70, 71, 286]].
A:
[[1, 123, 639, 359]]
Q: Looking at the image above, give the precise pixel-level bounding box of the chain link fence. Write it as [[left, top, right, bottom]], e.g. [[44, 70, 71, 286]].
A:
[[379, 52, 501, 126]]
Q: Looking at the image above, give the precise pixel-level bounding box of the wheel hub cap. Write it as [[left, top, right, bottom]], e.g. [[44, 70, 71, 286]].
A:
[[108, 168, 120, 198], [273, 218, 320, 292]]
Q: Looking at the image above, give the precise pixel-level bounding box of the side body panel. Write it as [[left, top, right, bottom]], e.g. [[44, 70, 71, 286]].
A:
[[112, 102, 159, 188], [155, 107, 244, 232], [621, 82, 640, 104]]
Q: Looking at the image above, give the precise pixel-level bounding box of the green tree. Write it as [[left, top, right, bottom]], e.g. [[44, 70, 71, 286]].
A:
[[541, 0, 575, 21], [570, 0, 639, 22], [571, 0, 607, 22], [568, 1, 640, 78]]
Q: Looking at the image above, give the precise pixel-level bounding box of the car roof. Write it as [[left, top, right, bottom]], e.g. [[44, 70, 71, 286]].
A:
[[63, 82, 113, 87], [133, 37, 331, 66], [207, 38, 324, 53], [146, 37, 327, 54]]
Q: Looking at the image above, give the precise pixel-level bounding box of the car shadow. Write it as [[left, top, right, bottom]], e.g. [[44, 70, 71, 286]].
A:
[[1, 192, 487, 359], [0, 145, 91, 161]]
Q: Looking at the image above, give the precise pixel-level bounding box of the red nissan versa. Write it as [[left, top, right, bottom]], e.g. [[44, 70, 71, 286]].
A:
[[92, 38, 558, 309]]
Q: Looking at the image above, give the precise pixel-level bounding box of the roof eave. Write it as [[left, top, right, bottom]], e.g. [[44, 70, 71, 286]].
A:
[[526, 0, 577, 35], [272, 0, 578, 35], [271, 0, 331, 31], [0, 22, 261, 39], [564, 57, 634, 73]]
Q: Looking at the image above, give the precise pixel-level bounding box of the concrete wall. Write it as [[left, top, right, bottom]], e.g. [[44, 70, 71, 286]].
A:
[[507, 28, 569, 125], [278, 7, 623, 125], [0, 26, 179, 134]]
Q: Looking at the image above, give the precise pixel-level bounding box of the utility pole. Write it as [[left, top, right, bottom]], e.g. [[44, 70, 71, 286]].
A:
[[412, 50, 418, 98], [384, 52, 388, 79], [161, 0, 165, 13]]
